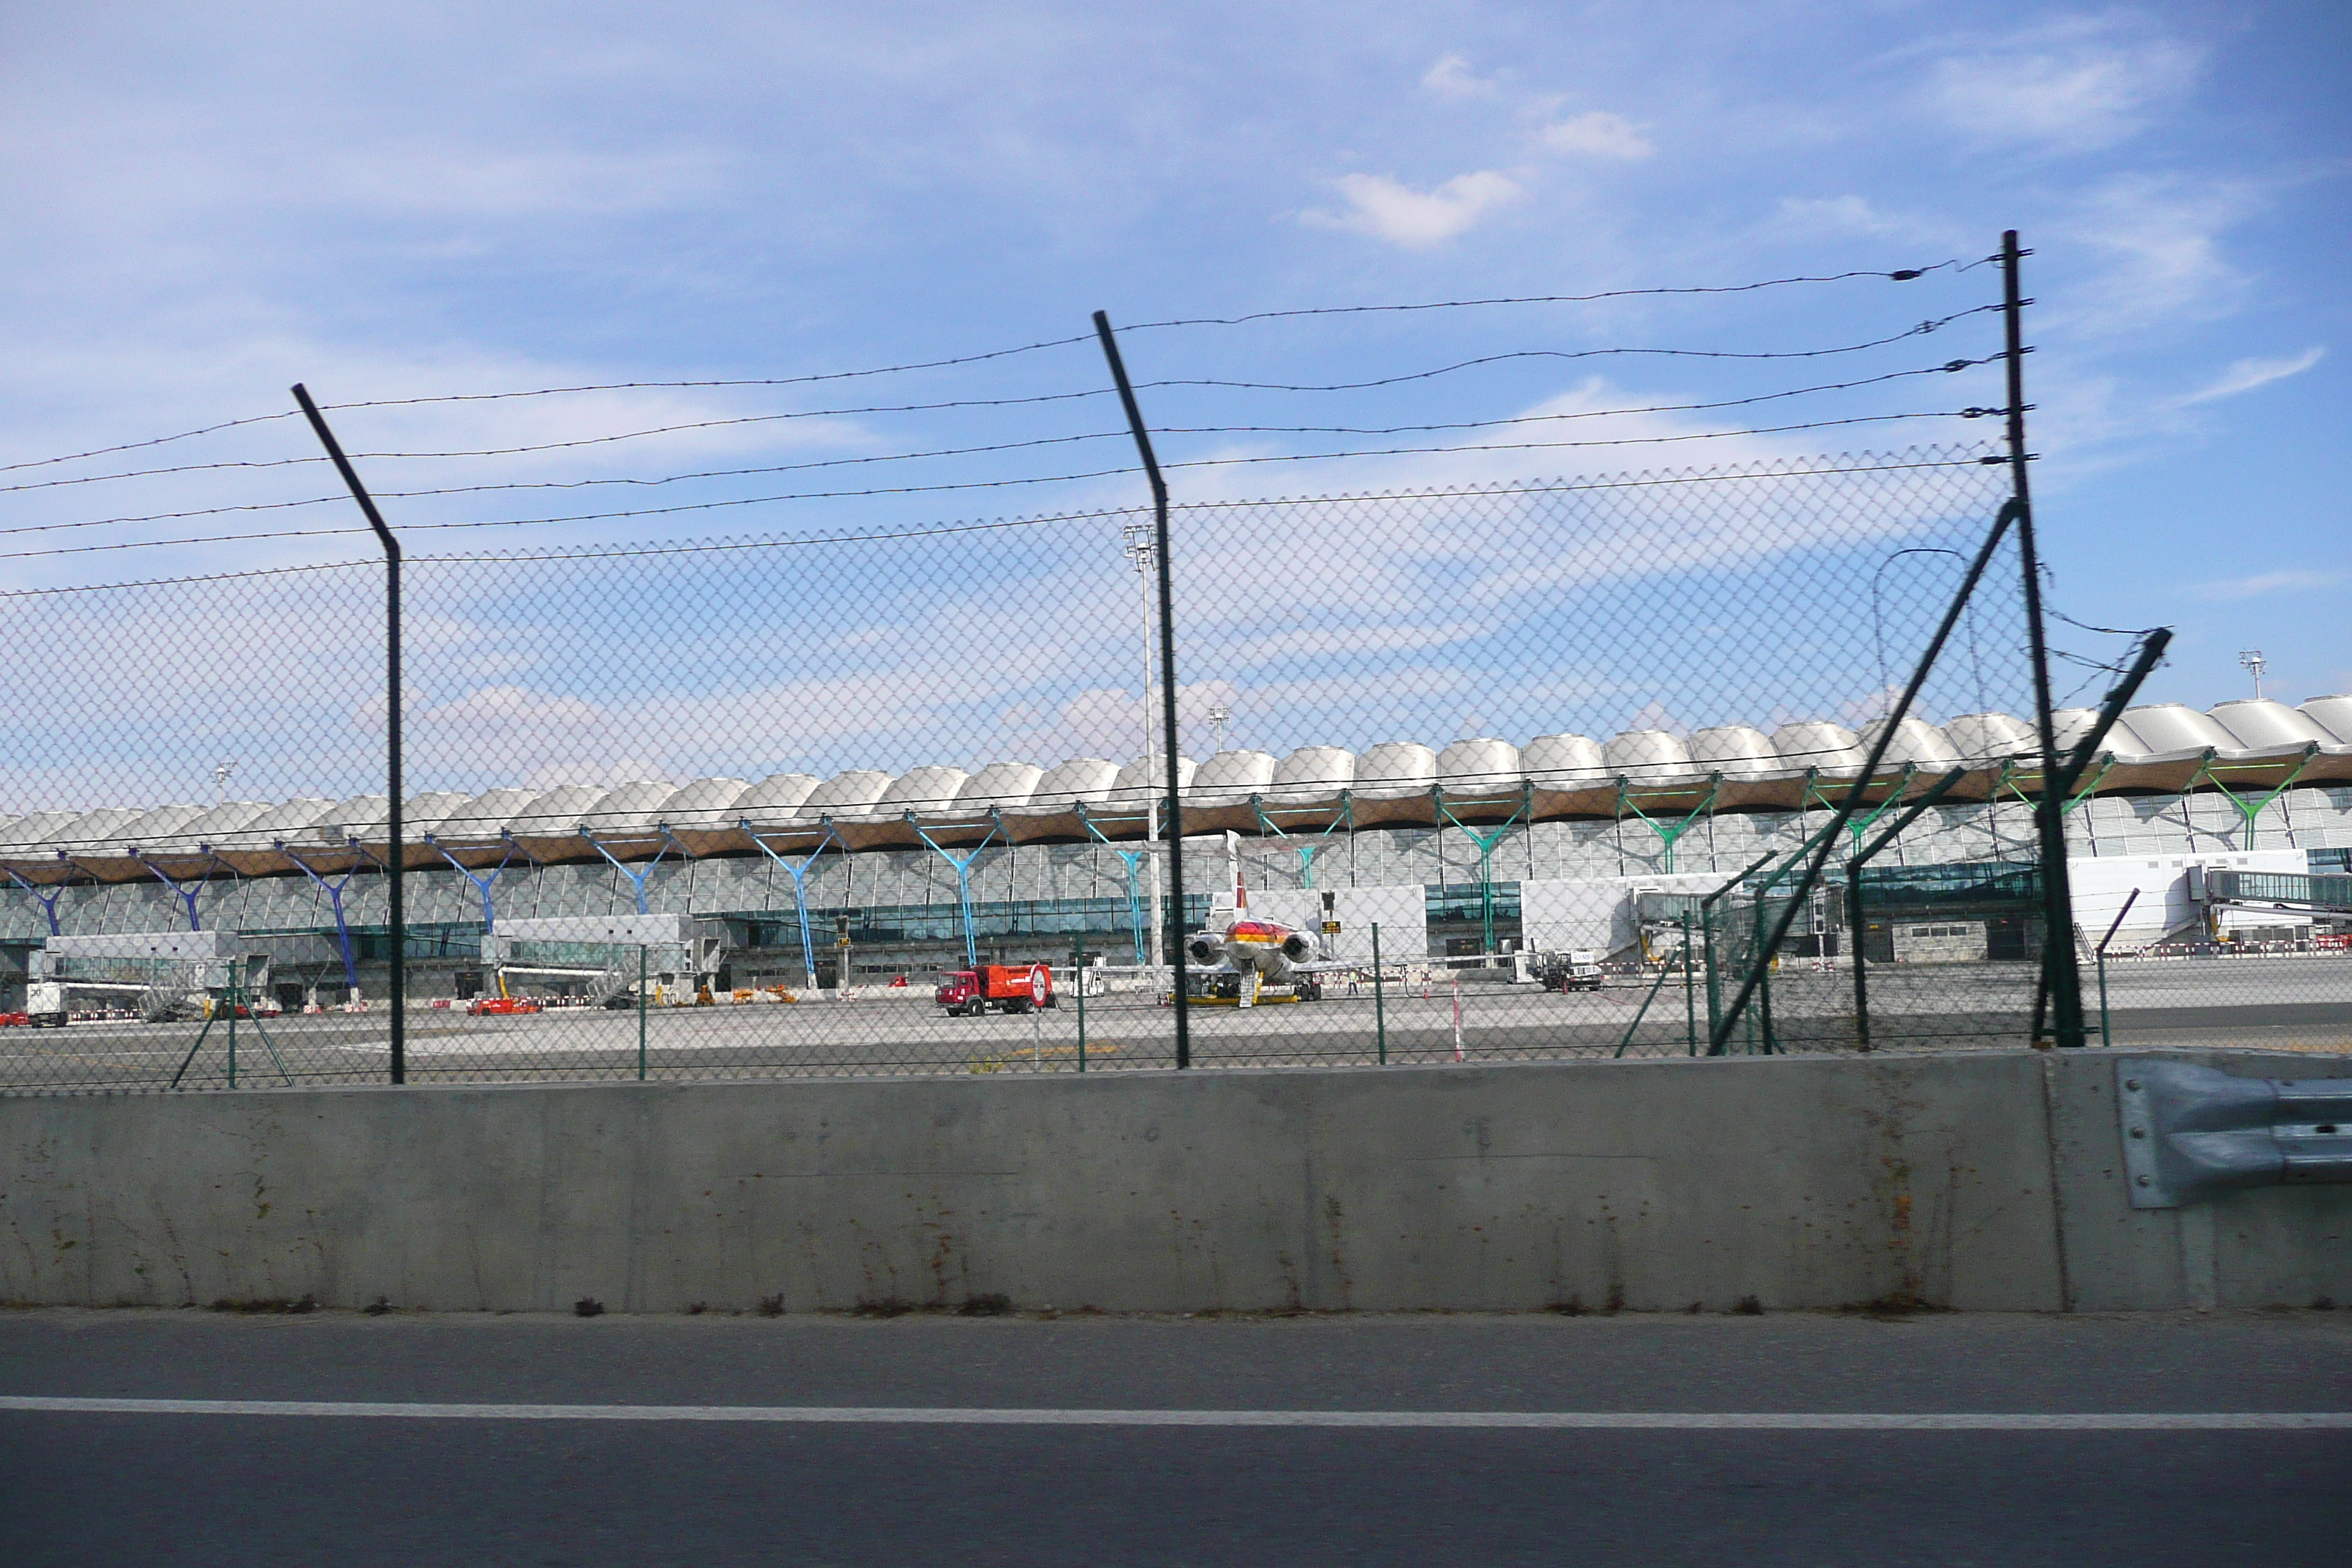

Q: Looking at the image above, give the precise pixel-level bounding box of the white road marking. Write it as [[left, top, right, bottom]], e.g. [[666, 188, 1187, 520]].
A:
[[0, 1398, 2345, 1429]]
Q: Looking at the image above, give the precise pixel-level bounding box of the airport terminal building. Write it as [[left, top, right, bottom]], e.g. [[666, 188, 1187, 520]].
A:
[[4, 696, 2350, 1012]]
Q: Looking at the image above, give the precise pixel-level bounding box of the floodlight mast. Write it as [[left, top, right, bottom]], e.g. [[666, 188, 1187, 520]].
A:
[[293, 384, 405, 1085], [1122, 524, 1165, 970]]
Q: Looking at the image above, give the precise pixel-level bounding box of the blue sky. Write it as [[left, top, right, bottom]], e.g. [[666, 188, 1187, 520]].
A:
[[2, 0, 2345, 766]]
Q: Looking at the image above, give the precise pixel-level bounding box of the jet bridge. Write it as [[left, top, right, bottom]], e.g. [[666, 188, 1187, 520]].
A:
[[480, 914, 726, 1006]]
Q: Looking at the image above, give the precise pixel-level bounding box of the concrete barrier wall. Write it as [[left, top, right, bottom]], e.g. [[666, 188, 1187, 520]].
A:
[[1, 1049, 2345, 1314]]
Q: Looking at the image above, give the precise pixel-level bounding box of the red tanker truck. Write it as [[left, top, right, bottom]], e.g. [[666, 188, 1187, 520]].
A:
[[935, 963, 1056, 1017]]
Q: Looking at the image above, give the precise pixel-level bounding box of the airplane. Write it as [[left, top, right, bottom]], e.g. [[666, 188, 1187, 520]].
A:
[[1182, 833, 1355, 1006]]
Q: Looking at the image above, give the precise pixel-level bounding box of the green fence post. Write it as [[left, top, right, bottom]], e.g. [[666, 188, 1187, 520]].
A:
[[637, 944, 648, 1081], [1682, 912, 1697, 1055], [1371, 921, 1387, 1066]]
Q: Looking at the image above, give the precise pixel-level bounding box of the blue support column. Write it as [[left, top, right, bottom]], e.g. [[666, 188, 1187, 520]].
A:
[[745, 819, 844, 992], [130, 849, 226, 932], [909, 811, 1004, 970], [282, 844, 366, 993], [427, 838, 524, 934], [581, 832, 667, 916], [4, 868, 67, 937]]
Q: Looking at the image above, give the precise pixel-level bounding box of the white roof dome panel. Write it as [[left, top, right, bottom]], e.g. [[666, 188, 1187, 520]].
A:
[[2207, 699, 2332, 752], [1686, 725, 1779, 778], [1523, 734, 1605, 788]]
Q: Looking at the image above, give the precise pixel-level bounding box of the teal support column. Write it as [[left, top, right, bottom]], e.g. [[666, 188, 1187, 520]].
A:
[[1614, 774, 1719, 873], [1433, 783, 1531, 957], [744, 819, 845, 992], [910, 810, 1005, 970], [1249, 791, 1354, 888], [1079, 802, 1153, 965]]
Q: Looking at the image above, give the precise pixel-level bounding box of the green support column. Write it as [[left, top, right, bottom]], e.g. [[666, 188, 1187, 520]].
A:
[[1433, 783, 1531, 957], [1613, 774, 1719, 873], [2199, 744, 2319, 849]]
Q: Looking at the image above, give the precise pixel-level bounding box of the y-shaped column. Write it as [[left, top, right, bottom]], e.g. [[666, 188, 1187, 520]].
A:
[[910, 811, 1005, 970], [282, 843, 367, 996], [4, 868, 67, 937], [130, 849, 226, 932], [1433, 782, 1531, 958], [745, 819, 844, 992]]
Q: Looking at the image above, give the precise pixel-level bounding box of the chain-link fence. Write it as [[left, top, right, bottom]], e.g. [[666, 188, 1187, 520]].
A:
[[7, 262, 2351, 1091]]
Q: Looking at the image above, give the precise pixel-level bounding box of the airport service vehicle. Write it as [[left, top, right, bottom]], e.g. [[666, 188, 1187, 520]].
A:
[[0, 1011, 27, 1028], [1544, 951, 1605, 992], [467, 996, 542, 1017], [935, 964, 1055, 1017], [24, 981, 68, 1029]]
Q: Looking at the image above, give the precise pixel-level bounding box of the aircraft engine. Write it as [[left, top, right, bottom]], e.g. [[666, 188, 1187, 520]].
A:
[[1187, 936, 1221, 963], [1280, 932, 1312, 962]]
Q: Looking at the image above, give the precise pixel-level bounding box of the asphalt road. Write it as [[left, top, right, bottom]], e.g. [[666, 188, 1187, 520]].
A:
[[4, 954, 2347, 1089], [2, 1308, 2346, 1565]]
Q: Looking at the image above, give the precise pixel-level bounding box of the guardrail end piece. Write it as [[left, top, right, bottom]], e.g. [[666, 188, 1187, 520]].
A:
[[2118, 1058, 2352, 1209]]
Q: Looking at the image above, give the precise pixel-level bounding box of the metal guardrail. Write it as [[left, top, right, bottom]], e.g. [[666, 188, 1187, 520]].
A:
[[2117, 1060, 2352, 1209]]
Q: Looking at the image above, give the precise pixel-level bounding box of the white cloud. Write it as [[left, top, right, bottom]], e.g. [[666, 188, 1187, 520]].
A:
[[1768, 195, 1951, 246], [1421, 53, 1499, 99], [2052, 174, 2264, 336], [1925, 32, 2201, 151], [1534, 110, 1651, 159], [2176, 347, 2326, 406], [1301, 169, 1525, 247], [2194, 570, 2345, 602]]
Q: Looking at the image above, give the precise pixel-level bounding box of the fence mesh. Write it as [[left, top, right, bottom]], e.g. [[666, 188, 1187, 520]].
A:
[[3, 443, 2345, 1092]]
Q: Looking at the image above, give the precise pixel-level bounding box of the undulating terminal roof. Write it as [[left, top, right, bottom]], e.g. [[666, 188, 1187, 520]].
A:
[[2, 696, 2345, 886]]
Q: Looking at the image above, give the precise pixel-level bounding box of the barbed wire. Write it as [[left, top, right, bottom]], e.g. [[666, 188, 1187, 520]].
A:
[[0, 449, 1994, 595], [0, 264, 1986, 477], [1117, 263, 1975, 329], [4, 348, 2005, 543], [4, 355, 2009, 498], [0, 413, 1972, 561]]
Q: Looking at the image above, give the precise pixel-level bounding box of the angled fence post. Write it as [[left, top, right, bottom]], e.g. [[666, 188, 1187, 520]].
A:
[[1093, 312, 1190, 1070], [294, 384, 404, 1085]]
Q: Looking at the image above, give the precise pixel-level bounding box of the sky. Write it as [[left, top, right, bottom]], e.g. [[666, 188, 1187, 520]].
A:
[[1, 1, 2346, 802]]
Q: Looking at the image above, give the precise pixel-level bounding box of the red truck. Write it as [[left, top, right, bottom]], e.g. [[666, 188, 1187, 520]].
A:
[[935, 963, 1055, 1017]]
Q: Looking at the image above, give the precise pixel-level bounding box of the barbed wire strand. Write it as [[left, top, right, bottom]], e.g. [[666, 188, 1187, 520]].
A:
[[0, 268, 1985, 477], [5, 353, 2013, 498], [0, 451, 1994, 597], [0, 413, 1969, 562]]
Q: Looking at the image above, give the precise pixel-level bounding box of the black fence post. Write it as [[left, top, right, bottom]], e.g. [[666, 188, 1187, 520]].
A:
[[293, 385, 404, 1085], [1998, 230, 2084, 1049], [1092, 312, 1190, 1070]]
